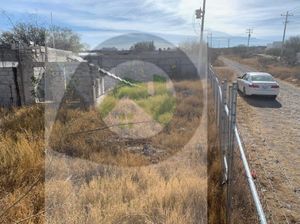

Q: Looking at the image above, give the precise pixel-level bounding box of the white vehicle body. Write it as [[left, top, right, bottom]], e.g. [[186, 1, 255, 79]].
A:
[[237, 72, 280, 98]]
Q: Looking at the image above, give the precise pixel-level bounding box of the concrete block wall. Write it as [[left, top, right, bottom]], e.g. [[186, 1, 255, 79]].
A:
[[0, 46, 86, 107], [85, 50, 199, 83], [44, 62, 104, 107], [0, 68, 18, 106], [47, 47, 74, 62]]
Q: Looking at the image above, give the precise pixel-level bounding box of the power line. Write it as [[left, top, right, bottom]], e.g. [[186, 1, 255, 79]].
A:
[[289, 6, 300, 13], [280, 11, 294, 57], [246, 28, 253, 47], [50, 12, 55, 49]]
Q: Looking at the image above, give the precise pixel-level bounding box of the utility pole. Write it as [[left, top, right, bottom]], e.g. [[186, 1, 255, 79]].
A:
[[195, 0, 207, 74], [246, 28, 253, 47], [195, 0, 207, 43], [227, 38, 231, 48], [207, 32, 213, 48], [51, 12, 55, 48], [281, 11, 293, 58]]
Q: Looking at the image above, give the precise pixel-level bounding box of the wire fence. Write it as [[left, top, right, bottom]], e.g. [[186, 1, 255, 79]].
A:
[[208, 65, 267, 224]]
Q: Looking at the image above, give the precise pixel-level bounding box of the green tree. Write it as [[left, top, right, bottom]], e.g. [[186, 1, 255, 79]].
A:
[[48, 26, 86, 52], [0, 22, 86, 52], [0, 22, 46, 46]]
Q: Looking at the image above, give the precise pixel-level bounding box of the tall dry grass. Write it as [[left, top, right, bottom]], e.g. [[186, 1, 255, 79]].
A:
[[0, 80, 207, 224], [0, 105, 45, 223], [207, 88, 226, 224], [46, 152, 207, 223], [212, 59, 225, 67], [213, 67, 235, 83]]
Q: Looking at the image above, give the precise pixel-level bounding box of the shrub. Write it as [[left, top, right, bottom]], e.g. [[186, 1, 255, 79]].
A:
[[258, 57, 276, 67], [283, 35, 300, 65], [266, 48, 281, 57], [212, 59, 225, 67], [99, 95, 118, 117], [101, 81, 176, 124], [136, 94, 175, 123], [157, 112, 173, 124], [115, 85, 149, 100], [153, 74, 167, 83]]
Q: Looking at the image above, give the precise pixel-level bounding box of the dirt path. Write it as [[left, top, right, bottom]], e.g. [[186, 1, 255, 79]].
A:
[[220, 57, 300, 223]]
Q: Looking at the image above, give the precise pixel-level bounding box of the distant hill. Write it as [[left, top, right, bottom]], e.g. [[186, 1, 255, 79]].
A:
[[94, 32, 271, 50]]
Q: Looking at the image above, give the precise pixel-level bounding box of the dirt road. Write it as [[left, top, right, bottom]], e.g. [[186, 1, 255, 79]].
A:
[[220, 57, 300, 223]]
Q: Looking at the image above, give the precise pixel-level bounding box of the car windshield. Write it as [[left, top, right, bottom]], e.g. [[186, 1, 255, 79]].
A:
[[251, 75, 274, 81]]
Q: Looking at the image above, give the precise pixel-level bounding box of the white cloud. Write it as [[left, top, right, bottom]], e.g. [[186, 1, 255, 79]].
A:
[[1, 0, 299, 46]]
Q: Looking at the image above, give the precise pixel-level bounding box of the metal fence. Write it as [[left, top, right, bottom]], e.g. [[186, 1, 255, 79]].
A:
[[208, 65, 267, 224]]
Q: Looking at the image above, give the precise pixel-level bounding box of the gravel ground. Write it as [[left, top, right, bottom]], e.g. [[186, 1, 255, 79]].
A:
[[220, 57, 300, 224]]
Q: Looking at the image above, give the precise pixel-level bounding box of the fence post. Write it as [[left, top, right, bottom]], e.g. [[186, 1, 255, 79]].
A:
[[215, 80, 218, 116], [226, 82, 238, 224], [217, 86, 220, 127], [220, 80, 227, 145], [227, 85, 232, 156], [210, 70, 213, 87], [220, 80, 227, 182]]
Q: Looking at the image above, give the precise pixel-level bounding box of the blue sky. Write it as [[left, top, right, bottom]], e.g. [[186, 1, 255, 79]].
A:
[[0, 0, 299, 48]]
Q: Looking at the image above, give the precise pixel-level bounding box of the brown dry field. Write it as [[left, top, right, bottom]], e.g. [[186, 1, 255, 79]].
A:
[[0, 80, 210, 224], [225, 55, 300, 86]]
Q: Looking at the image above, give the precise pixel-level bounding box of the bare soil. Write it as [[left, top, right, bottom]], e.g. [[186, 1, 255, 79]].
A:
[[218, 57, 300, 224]]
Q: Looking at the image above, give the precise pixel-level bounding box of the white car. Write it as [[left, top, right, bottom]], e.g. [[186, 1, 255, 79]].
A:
[[237, 72, 279, 99]]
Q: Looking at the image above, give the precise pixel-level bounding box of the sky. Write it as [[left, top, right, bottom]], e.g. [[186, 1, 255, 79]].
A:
[[0, 0, 299, 48]]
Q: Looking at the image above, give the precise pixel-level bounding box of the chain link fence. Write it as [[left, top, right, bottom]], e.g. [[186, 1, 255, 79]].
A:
[[208, 65, 267, 224]]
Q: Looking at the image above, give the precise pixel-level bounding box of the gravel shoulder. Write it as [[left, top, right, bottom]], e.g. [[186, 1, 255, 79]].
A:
[[220, 56, 300, 223]]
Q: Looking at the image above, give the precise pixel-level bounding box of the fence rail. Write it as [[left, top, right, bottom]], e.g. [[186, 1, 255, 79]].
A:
[[208, 65, 267, 224]]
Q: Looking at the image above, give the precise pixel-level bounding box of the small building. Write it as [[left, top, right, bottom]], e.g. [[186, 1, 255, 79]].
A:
[[0, 45, 105, 107]]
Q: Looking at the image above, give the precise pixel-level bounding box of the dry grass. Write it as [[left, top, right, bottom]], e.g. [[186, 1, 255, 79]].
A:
[[267, 65, 300, 86], [212, 67, 235, 83], [0, 80, 208, 223], [49, 80, 204, 166], [0, 105, 45, 223], [207, 88, 226, 224], [46, 153, 207, 223], [231, 150, 258, 224], [212, 59, 225, 67]]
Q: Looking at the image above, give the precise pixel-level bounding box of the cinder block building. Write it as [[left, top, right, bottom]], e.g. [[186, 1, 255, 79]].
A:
[[0, 45, 105, 107]]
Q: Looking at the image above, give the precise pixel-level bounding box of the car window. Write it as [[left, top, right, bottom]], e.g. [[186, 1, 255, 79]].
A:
[[251, 75, 274, 81], [242, 74, 248, 80], [243, 74, 250, 81]]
